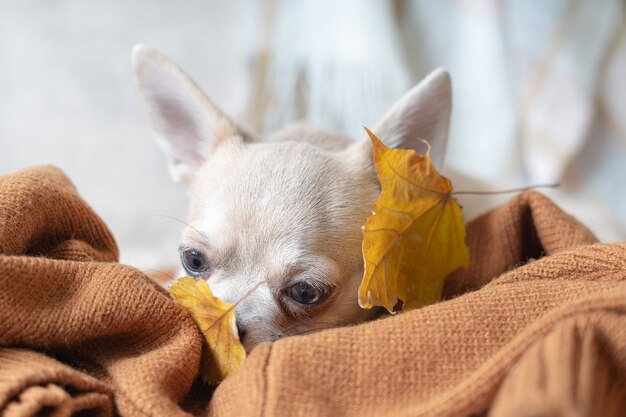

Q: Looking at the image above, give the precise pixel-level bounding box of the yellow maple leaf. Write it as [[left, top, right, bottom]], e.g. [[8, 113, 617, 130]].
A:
[[359, 128, 469, 313], [169, 277, 246, 384]]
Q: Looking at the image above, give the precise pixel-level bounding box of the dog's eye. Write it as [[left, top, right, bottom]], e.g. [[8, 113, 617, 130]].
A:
[[180, 249, 210, 276], [289, 281, 327, 305]]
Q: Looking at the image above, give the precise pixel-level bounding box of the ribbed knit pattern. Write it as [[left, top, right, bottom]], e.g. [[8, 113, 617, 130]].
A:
[[0, 166, 202, 417], [0, 166, 624, 417]]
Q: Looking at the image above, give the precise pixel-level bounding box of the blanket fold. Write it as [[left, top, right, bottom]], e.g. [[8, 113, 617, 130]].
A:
[[0, 167, 202, 417], [0, 349, 112, 417], [0, 166, 624, 417]]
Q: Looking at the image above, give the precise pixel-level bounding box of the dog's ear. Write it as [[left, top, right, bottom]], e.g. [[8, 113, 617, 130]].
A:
[[370, 69, 452, 170], [132, 45, 248, 183]]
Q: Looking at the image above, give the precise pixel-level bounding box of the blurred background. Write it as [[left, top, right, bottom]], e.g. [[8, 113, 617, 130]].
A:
[[1, 0, 625, 273]]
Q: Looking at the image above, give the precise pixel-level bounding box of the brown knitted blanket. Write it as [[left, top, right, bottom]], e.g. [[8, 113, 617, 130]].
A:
[[0, 166, 624, 417]]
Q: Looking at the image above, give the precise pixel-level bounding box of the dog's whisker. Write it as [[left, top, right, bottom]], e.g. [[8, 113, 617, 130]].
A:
[[287, 327, 334, 337], [143, 269, 176, 281], [281, 321, 344, 337], [280, 321, 340, 334], [143, 214, 211, 247]]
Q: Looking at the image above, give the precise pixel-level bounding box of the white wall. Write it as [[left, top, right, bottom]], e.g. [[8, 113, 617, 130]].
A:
[[0, 0, 248, 271]]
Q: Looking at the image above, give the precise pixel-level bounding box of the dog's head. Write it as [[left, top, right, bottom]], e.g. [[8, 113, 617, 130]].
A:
[[133, 46, 451, 350]]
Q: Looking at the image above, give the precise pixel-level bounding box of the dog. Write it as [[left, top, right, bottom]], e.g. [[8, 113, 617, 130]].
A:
[[132, 45, 452, 351]]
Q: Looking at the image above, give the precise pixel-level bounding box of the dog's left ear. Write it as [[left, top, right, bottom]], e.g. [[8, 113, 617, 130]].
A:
[[132, 45, 249, 184], [369, 69, 452, 170]]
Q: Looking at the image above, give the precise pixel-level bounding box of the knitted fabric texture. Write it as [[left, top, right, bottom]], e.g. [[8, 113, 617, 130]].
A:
[[0, 166, 202, 416], [0, 166, 624, 417]]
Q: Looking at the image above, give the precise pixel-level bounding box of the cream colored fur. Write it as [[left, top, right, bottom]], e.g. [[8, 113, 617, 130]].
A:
[[133, 45, 452, 350]]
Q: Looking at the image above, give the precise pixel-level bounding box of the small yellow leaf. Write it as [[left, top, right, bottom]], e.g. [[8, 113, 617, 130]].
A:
[[169, 277, 246, 384], [359, 128, 469, 312]]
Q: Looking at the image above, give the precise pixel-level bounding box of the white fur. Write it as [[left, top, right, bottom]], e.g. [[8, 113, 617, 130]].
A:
[[133, 45, 452, 351], [132, 45, 247, 183], [372, 68, 451, 170]]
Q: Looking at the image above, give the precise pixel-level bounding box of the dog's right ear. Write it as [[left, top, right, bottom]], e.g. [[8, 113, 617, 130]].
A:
[[132, 45, 248, 183]]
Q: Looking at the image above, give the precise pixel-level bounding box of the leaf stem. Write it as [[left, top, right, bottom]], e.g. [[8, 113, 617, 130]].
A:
[[450, 183, 559, 196], [203, 279, 267, 334]]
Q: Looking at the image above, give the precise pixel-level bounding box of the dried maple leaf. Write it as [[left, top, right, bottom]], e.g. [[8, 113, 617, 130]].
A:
[[169, 277, 246, 384], [359, 128, 469, 312]]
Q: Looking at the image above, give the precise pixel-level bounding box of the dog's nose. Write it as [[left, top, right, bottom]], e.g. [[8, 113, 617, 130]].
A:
[[235, 317, 247, 341]]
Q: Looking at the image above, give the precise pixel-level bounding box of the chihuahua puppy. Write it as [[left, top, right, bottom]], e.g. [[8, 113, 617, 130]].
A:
[[133, 45, 451, 351]]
